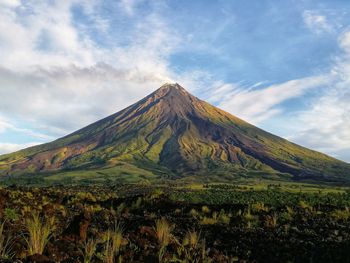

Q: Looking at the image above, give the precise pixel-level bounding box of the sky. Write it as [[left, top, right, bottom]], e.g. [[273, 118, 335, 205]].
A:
[[0, 0, 350, 162]]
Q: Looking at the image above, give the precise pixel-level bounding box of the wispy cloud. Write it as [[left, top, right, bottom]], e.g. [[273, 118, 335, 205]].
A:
[[0, 142, 42, 155], [119, 0, 140, 16], [289, 30, 350, 162], [0, 115, 52, 141], [209, 28, 350, 162], [215, 75, 332, 124], [303, 10, 333, 34]]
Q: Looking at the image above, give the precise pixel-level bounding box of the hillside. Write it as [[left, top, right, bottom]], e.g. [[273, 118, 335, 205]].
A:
[[0, 83, 349, 183]]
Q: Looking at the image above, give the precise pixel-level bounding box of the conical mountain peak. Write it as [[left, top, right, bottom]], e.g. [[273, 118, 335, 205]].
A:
[[1, 83, 349, 183], [158, 82, 186, 92], [153, 83, 193, 99], [143, 83, 199, 119]]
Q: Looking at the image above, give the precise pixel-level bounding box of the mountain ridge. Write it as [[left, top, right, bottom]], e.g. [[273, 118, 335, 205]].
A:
[[1, 83, 349, 184]]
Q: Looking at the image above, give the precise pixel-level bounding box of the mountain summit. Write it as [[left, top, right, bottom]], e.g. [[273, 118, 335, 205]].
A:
[[1, 83, 349, 183]]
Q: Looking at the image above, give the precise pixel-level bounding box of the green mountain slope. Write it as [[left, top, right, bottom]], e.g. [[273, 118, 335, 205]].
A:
[[0, 83, 349, 183]]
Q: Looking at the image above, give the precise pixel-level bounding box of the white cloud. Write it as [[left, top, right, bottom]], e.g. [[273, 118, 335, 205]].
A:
[[202, 28, 350, 162], [216, 75, 332, 124], [0, 65, 171, 135], [214, 29, 350, 162], [119, 0, 139, 16], [291, 87, 350, 154], [0, 142, 41, 155], [0, 0, 181, 139], [303, 10, 333, 34], [0, 117, 12, 133], [0, 0, 20, 8], [289, 30, 350, 162], [339, 31, 350, 54], [0, 1, 102, 72], [0, 115, 52, 140]]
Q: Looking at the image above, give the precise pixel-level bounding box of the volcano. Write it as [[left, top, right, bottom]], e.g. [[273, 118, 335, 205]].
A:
[[1, 83, 349, 183]]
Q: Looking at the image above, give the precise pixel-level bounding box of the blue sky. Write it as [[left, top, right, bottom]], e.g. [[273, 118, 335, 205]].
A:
[[0, 0, 350, 162]]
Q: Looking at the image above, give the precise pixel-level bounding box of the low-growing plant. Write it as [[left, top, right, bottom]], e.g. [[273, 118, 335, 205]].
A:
[[82, 238, 98, 263], [180, 230, 211, 263], [219, 210, 231, 225], [189, 209, 198, 218], [174, 208, 182, 215], [201, 206, 211, 214], [243, 208, 257, 229], [286, 206, 294, 216], [4, 208, 18, 221], [265, 213, 278, 228], [102, 223, 125, 263], [0, 221, 14, 259], [25, 213, 55, 255], [200, 211, 219, 225], [299, 200, 311, 210], [252, 202, 269, 213], [116, 203, 126, 216], [183, 230, 201, 249], [131, 197, 143, 210], [155, 217, 173, 262], [331, 207, 350, 221], [150, 189, 165, 200]]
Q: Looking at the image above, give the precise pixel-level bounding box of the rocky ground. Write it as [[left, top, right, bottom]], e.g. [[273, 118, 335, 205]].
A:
[[0, 184, 350, 262]]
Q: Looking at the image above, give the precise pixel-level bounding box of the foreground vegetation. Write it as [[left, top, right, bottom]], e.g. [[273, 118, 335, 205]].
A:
[[0, 183, 350, 262]]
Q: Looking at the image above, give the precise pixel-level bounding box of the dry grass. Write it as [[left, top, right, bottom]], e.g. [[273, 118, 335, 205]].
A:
[[180, 230, 211, 262], [154, 217, 173, 262], [155, 218, 173, 248], [25, 213, 55, 255], [201, 206, 211, 214], [183, 230, 201, 249], [102, 223, 124, 263], [0, 221, 13, 259], [265, 213, 278, 228], [82, 238, 98, 263], [331, 207, 350, 221]]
